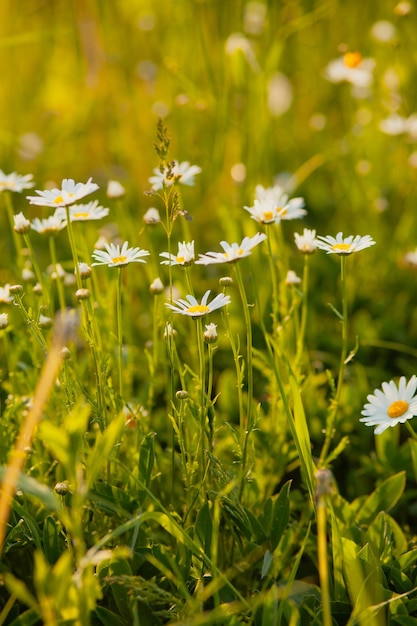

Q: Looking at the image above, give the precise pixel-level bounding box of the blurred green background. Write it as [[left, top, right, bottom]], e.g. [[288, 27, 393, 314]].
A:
[[1, 0, 417, 385]]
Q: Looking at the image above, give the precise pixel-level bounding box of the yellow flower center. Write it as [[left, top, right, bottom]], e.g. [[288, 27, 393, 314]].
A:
[[387, 400, 408, 418], [111, 256, 127, 264], [224, 249, 244, 259], [187, 304, 210, 314], [343, 52, 363, 68], [277, 206, 287, 216], [54, 195, 64, 204], [331, 243, 351, 252], [73, 212, 89, 219], [263, 211, 274, 221], [176, 256, 185, 263]]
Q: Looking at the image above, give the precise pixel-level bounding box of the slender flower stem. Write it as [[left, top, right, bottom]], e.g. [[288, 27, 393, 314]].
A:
[[22, 233, 50, 310], [316, 471, 333, 626], [266, 230, 279, 332], [13, 292, 47, 354], [295, 255, 310, 367], [195, 316, 207, 479], [405, 420, 417, 442], [234, 264, 254, 499], [206, 342, 215, 451], [319, 255, 348, 466], [4, 192, 22, 268], [65, 207, 82, 289], [116, 267, 124, 398], [48, 236, 66, 311]]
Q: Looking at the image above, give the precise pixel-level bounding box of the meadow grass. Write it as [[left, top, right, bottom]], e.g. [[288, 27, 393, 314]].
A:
[[1, 1, 417, 624]]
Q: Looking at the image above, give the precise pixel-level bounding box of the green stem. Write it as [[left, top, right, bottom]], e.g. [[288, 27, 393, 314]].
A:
[[195, 316, 207, 481], [234, 264, 254, 500], [295, 254, 310, 367], [22, 232, 50, 311], [13, 292, 47, 354], [317, 498, 332, 626], [48, 236, 66, 311], [116, 267, 124, 398], [4, 192, 22, 268], [319, 255, 348, 466], [266, 230, 279, 332], [65, 207, 82, 289]]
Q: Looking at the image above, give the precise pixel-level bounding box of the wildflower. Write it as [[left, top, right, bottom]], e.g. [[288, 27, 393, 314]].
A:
[[285, 270, 301, 285], [176, 390, 189, 400], [27, 178, 99, 208], [314, 232, 375, 255], [75, 288, 90, 301], [294, 228, 317, 254], [91, 241, 150, 268], [196, 233, 267, 265], [160, 241, 195, 266], [13, 212, 31, 234], [107, 180, 125, 198], [0, 170, 34, 192], [324, 53, 375, 89], [0, 285, 14, 304], [164, 322, 177, 339], [360, 376, 417, 434], [78, 262, 92, 279], [149, 161, 202, 191], [38, 314, 53, 329], [0, 313, 8, 329], [143, 207, 161, 225], [247, 185, 306, 223], [31, 215, 66, 235], [166, 290, 231, 317], [55, 200, 109, 222], [150, 277, 164, 294], [204, 322, 218, 343], [22, 267, 35, 282]]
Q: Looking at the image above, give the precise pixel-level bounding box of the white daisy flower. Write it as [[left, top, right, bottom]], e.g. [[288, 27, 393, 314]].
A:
[[13, 212, 31, 234], [204, 322, 218, 343], [107, 179, 125, 198], [149, 161, 201, 191], [285, 270, 301, 285], [143, 207, 161, 225], [54, 200, 109, 222], [27, 177, 99, 208], [0, 313, 8, 329], [31, 215, 67, 235], [0, 284, 14, 304], [314, 232, 375, 255], [360, 376, 417, 434], [0, 170, 34, 192], [166, 290, 230, 318], [254, 183, 286, 203], [324, 53, 375, 88], [196, 232, 267, 265], [91, 241, 150, 268], [294, 228, 317, 254], [160, 241, 195, 266], [244, 198, 279, 224]]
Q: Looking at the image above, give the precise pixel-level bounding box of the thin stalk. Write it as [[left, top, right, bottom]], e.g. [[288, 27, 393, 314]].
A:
[[319, 255, 348, 466], [22, 232, 50, 310], [295, 254, 310, 367], [48, 235, 66, 311], [206, 341, 215, 451], [13, 291, 47, 354], [266, 229, 279, 332], [4, 192, 22, 268], [234, 264, 254, 500], [316, 469, 333, 626], [116, 267, 124, 398], [195, 316, 207, 480], [65, 207, 82, 289]]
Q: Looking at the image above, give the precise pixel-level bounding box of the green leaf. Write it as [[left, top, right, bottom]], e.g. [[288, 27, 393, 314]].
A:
[[270, 480, 291, 551], [7, 609, 41, 626], [195, 501, 213, 559], [3, 573, 38, 612], [97, 558, 132, 621], [42, 515, 62, 564], [0, 468, 59, 512], [356, 472, 406, 525], [94, 606, 128, 626], [86, 412, 126, 490], [138, 432, 156, 503]]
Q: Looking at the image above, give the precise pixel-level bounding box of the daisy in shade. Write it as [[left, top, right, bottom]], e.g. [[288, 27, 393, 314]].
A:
[[91, 241, 150, 268], [149, 161, 202, 191], [360, 376, 417, 434], [314, 232, 375, 255], [0, 170, 34, 192], [31, 215, 67, 235], [27, 178, 99, 208], [160, 241, 195, 266], [166, 290, 230, 318], [54, 200, 109, 222], [196, 232, 267, 265]]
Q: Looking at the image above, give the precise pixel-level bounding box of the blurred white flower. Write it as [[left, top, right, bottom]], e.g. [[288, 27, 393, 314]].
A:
[[160, 241, 195, 266], [150, 277, 164, 294], [92, 241, 150, 268], [285, 270, 301, 285], [247, 185, 306, 223], [55, 200, 109, 222], [0, 285, 14, 304], [0, 170, 34, 192], [268, 73, 293, 117], [196, 233, 267, 265], [0, 313, 8, 329], [143, 207, 161, 224], [149, 161, 201, 191], [370, 20, 397, 43], [27, 178, 99, 208], [13, 212, 31, 234], [204, 322, 218, 343], [107, 180, 125, 198], [294, 229, 317, 254], [324, 52, 375, 89], [31, 215, 67, 235]]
